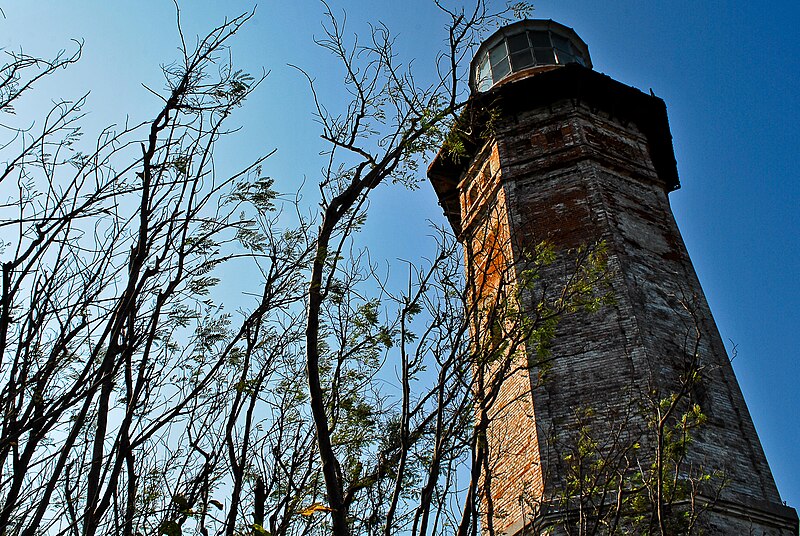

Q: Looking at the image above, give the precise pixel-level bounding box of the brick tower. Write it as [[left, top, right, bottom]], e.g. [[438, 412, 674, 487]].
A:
[[428, 20, 797, 535]]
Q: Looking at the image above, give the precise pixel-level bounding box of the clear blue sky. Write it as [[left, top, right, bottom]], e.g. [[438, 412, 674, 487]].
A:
[[2, 0, 798, 510]]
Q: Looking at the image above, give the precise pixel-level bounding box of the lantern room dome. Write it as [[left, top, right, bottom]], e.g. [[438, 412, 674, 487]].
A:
[[471, 19, 592, 93]]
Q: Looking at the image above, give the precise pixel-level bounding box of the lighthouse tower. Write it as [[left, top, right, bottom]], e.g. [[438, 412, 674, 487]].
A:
[[428, 20, 797, 535]]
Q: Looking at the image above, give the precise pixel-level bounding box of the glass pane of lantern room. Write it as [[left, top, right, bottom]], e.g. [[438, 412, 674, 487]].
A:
[[529, 31, 550, 48], [534, 47, 556, 64], [489, 42, 510, 81], [552, 34, 571, 52], [476, 55, 492, 90], [507, 33, 530, 53], [556, 51, 576, 64], [511, 50, 534, 70], [489, 42, 507, 68], [492, 56, 511, 80]]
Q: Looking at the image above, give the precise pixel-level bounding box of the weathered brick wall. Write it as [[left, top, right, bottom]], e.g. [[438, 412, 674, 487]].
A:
[[460, 144, 545, 532], [456, 97, 796, 534]]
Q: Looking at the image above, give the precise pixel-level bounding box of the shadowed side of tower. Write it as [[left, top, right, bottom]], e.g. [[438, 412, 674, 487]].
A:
[[428, 19, 798, 536]]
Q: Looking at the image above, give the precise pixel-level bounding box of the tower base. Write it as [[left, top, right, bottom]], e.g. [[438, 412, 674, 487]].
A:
[[505, 495, 798, 536]]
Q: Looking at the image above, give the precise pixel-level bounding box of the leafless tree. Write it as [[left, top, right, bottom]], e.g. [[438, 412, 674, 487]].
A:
[[0, 9, 321, 536]]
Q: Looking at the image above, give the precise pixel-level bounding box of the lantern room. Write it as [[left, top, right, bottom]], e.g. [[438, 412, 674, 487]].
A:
[[471, 19, 592, 92]]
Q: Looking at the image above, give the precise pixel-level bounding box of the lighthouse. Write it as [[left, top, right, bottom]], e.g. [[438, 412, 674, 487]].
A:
[[428, 19, 797, 535]]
